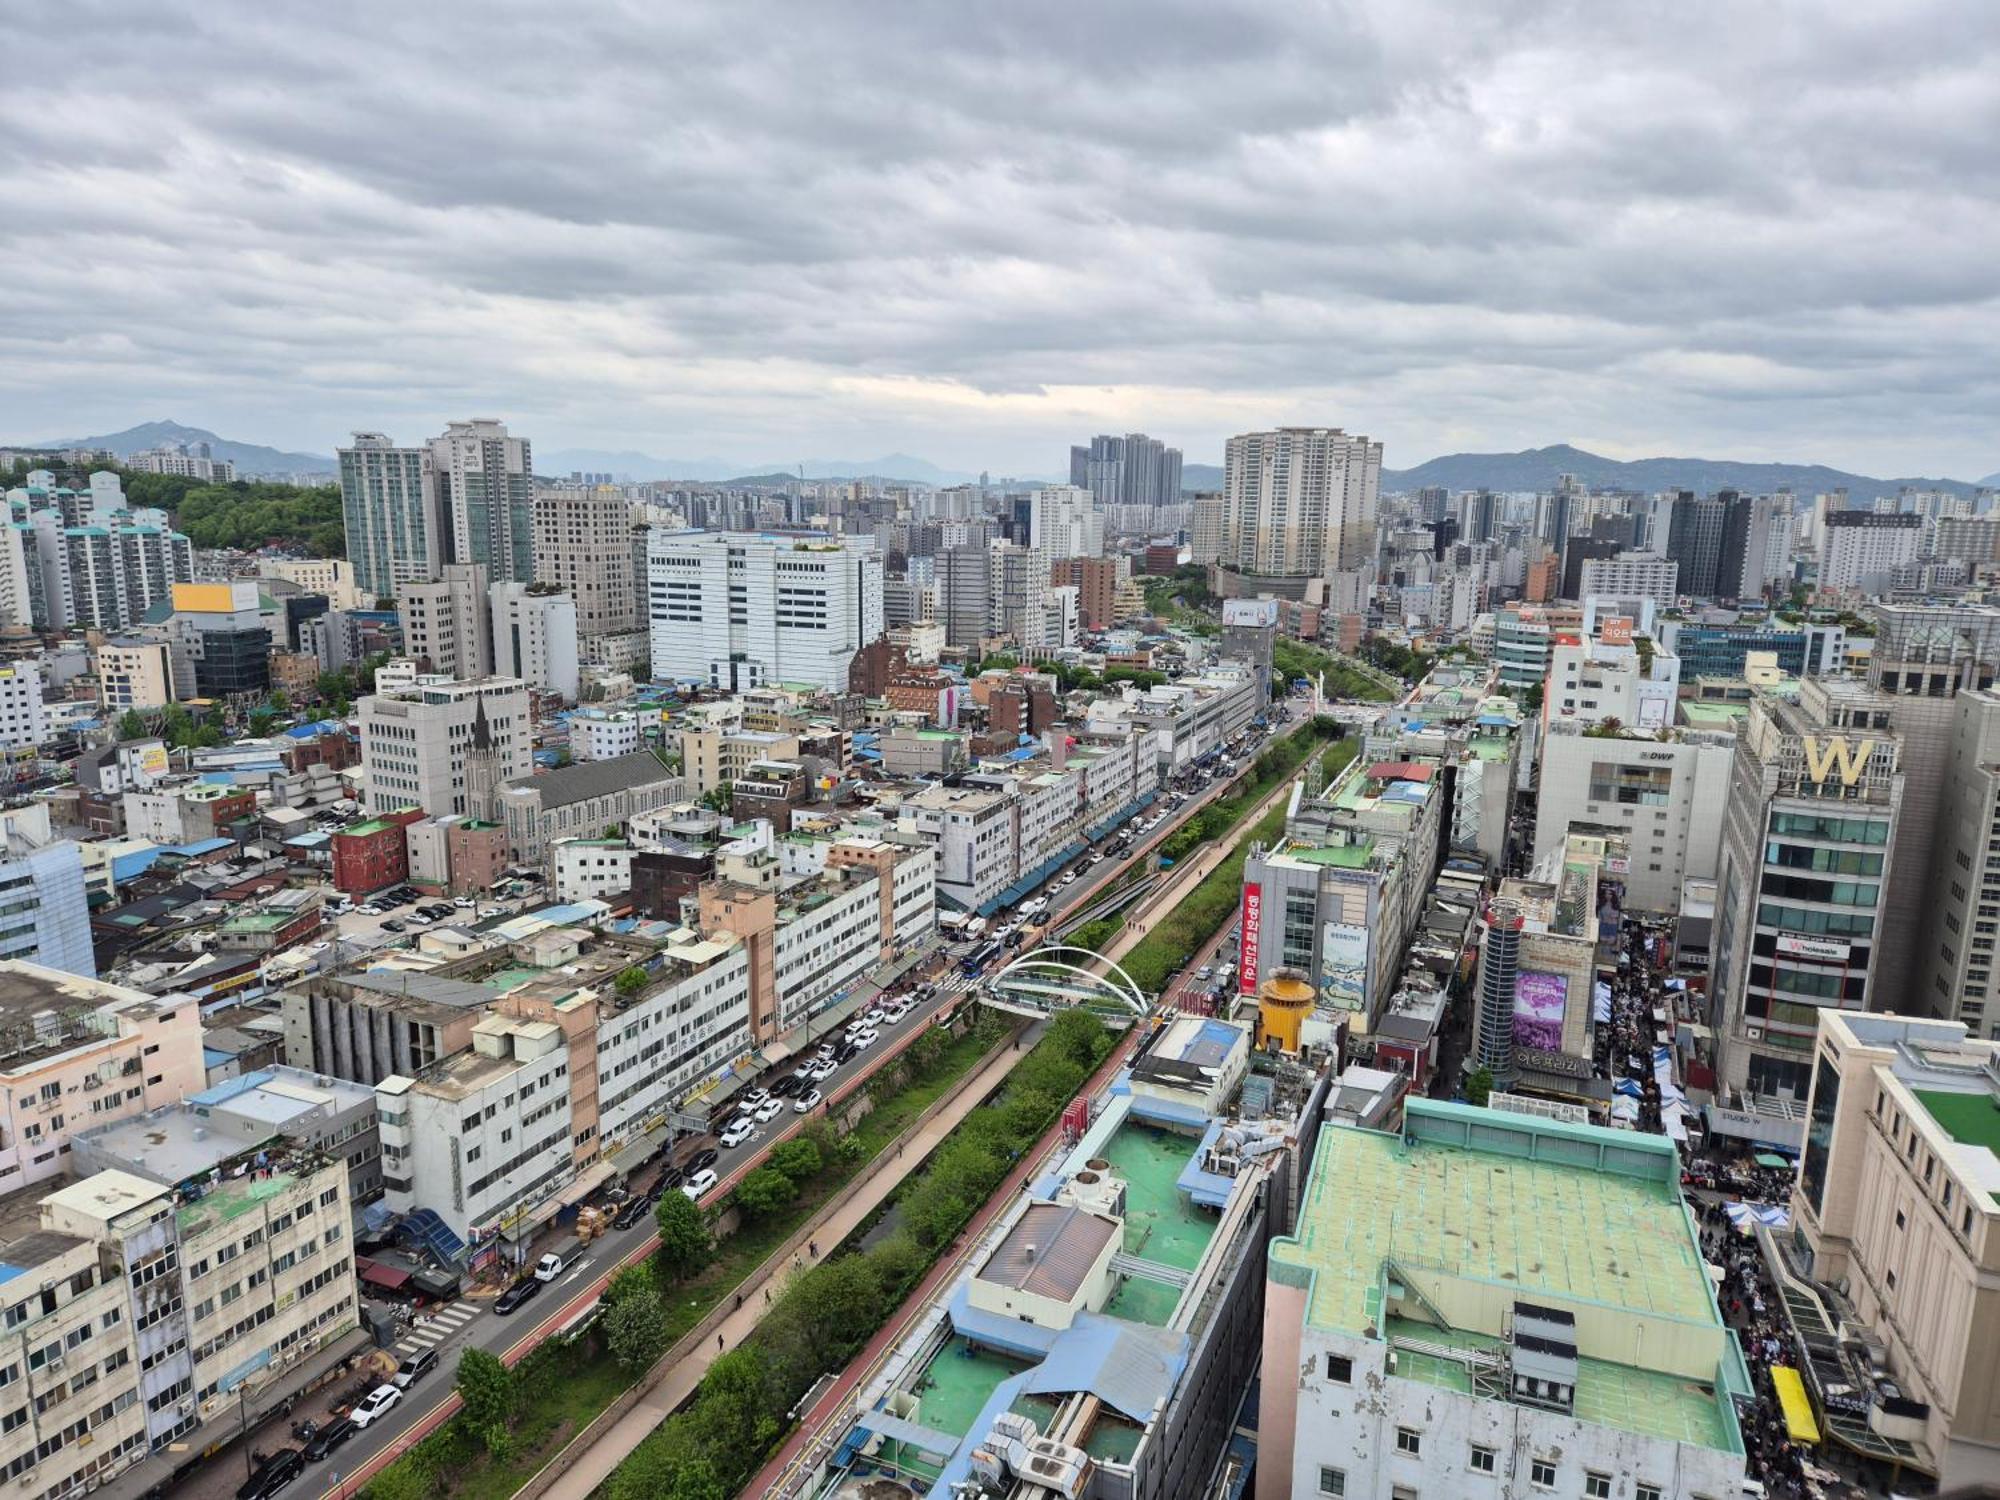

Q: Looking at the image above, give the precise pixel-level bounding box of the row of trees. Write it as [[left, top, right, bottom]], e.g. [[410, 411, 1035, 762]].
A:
[[606, 1008, 1113, 1499]]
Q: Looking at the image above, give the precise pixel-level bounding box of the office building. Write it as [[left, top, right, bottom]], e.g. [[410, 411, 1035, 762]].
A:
[[1660, 618, 1845, 682], [1221, 597, 1279, 698], [0, 805, 94, 978], [1545, 634, 1681, 731], [1788, 1010, 2000, 1489], [1575, 551, 1679, 610], [1261, 1100, 1748, 1500], [0, 664, 44, 752], [570, 709, 643, 763], [1189, 491, 1227, 566], [358, 673, 531, 818], [1026, 485, 1104, 562], [1665, 492, 1728, 598], [1866, 603, 2000, 1007], [399, 561, 493, 680], [1069, 432, 1183, 510], [150, 581, 271, 699], [987, 542, 1049, 650], [1220, 426, 1382, 579], [427, 419, 534, 585], [338, 432, 437, 600], [937, 545, 992, 649], [646, 531, 884, 692], [95, 636, 175, 712], [1532, 723, 1736, 913], [1818, 511, 1922, 595], [490, 582, 579, 699], [1047, 556, 1119, 631], [255, 556, 363, 610], [1712, 678, 1903, 1107], [1931, 515, 2000, 567], [1917, 689, 2000, 1036], [533, 484, 641, 652]]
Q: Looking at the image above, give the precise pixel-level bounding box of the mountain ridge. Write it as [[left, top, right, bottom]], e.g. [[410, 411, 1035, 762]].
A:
[[24, 420, 335, 476], [1378, 443, 1987, 503]]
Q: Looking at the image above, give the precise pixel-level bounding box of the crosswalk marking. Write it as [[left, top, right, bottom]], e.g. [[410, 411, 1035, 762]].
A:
[[391, 1301, 480, 1354]]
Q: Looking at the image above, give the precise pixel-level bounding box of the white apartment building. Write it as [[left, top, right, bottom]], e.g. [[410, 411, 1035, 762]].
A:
[[987, 542, 1050, 651], [399, 562, 493, 679], [338, 433, 437, 601], [490, 582, 580, 699], [1532, 724, 1736, 912], [1221, 426, 1382, 578], [358, 673, 531, 818], [1083, 667, 1257, 773], [0, 663, 45, 750], [376, 1013, 574, 1242], [1545, 635, 1681, 731], [898, 784, 1016, 913], [1575, 551, 1680, 609], [126, 444, 235, 481], [96, 637, 175, 712], [552, 838, 635, 902], [1027, 485, 1105, 562], [570, 709, 643, 762], [595, 939, 753, 1147], [1818, 511, 1922, 595], [648, 531, 884, 692]]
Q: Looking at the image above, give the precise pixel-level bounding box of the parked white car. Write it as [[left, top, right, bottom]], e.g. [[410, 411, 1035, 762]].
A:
[[793, 1089, 824, 1113], [682, 1167, 719, 1199], [350, 1384, 403, 1429]]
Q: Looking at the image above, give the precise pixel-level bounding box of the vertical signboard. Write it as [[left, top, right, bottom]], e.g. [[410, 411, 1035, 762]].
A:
[[1320, 921, 1369, 1012], [1239, 884, 1262, 996]]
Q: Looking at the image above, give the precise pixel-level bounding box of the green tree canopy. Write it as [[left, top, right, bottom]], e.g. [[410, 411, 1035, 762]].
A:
[[1466, 1065, 1495, 1108], [767, 1136, 821, 1186], [653, 1189, 712, 1284], [733, 1166, 796, 1220], [115, 709, 148, 741], [604, 1277, 670, 1372], [454, 1346, 515, 1453], [614, 966, 649, 998]]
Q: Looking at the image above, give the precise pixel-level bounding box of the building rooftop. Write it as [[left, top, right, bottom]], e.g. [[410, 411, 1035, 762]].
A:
[[1273, 1100, 1731, 1447], [504, 749, 675, 809], [977, 1203, 1119, 1303]]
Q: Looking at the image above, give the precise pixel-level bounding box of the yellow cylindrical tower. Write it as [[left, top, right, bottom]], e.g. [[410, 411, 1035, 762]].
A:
[[1258, 970, 1315, 1054]]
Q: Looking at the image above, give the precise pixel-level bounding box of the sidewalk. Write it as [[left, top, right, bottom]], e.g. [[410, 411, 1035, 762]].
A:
[[537, 1022, 1044, 1500]]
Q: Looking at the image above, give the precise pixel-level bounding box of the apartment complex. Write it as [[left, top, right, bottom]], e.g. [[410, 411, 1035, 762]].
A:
[[1818, 511, 1922, 594], [1261, 1100, 1748, 1500], [337, 432, 436, 601], [647, 531, 884, 692], [358, 673, 531, 818], [1574, 551, 1679, 608], [1069, 431, 1183, 510], [1026, 484, 1104, 561], [0, 805, 94, 978], [429, 419, 534, 585], [1219, 426, 1382, 579]]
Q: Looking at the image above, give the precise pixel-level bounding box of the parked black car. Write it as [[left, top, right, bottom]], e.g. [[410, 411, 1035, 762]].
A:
[[614, 1196, 650, 1230], [684, 1147, 719, 1175], [236, 1449, 304, 1499], [302, 1419, 355, 1462], [769, 1074, 803, 1098], [495, 1277, 542, 1314]]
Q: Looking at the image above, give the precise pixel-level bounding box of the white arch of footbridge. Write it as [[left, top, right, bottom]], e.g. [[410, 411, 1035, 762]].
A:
[[986, 945, 1149, 1018]]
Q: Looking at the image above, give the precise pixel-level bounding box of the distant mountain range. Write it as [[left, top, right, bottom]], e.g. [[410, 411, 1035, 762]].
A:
[[25, 420, 336, 477], [1181, 462, 1223, 492], [1378, 443, 1990, 503], [543, 448, 995, 486]]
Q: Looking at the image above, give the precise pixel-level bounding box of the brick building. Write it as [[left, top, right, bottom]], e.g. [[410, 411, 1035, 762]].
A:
[[331, 806, 423, 894], [1049, 556, 1119, 630]]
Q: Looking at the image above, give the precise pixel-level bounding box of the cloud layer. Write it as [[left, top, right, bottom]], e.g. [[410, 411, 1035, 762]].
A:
[[4, 0, 1998, 477]]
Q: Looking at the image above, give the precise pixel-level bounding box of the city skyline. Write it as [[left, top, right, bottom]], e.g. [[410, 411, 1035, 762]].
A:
[[4, 3, 1998, 481]]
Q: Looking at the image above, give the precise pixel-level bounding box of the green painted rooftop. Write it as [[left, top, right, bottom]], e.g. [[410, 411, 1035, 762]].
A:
[[1280, 842, 1374, 869], [177, 1172, 298, 1235], [1914, 1089, 2000, 1158]]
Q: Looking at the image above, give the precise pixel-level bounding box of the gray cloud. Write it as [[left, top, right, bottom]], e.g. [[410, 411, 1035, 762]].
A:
[[2, 0, 1997, 477]]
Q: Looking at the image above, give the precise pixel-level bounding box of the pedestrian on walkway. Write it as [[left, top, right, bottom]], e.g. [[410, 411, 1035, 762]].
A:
[[809, 1240, 818, 1258], [717, 1333, 724, 1351]]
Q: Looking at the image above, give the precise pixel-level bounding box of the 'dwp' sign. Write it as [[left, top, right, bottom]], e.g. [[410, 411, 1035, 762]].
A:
[[1239, 884, 1262, 996]]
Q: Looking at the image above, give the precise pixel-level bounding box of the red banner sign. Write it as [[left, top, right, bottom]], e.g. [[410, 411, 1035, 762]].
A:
[[1239, 883, 1262, 995]]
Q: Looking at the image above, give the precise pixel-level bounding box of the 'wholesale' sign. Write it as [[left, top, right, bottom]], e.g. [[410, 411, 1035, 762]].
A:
[[1239, 884, 1262, 996]]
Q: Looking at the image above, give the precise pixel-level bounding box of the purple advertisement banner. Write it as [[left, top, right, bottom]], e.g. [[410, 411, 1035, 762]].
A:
[[1514, 970, 1569, 1052]]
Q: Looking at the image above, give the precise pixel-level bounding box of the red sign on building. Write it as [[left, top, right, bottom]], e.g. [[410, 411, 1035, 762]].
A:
[[1239, 883, 1262, 996]]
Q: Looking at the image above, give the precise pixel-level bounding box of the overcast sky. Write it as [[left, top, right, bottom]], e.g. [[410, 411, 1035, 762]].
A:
[[5, 0, 1998, 478]]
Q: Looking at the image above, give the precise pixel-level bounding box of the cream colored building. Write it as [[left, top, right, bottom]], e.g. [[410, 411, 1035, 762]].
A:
[[680, 722, 802, 795], [95, 637, 176, 712], [0, 963, 207, 1191], [1793, 1009, 2000, 1488], [256, 557, 364, 610]]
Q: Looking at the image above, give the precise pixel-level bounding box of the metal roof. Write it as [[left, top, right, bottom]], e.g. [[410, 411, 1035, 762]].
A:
[[978, 1202, 1118, 1303]]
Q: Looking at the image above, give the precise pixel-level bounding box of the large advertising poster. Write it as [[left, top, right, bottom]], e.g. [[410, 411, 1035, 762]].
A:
[[1239, 884, 1262, 996], [1320, 921, 1368, 1012], [1514, 970, 1569, 1052]]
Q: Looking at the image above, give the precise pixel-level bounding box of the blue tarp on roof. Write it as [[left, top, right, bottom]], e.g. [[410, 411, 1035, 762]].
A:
[[160, 837, 233, 858], [189, 1070, 275, 1107], [113, 847, 163, 883], [285, 719, 345, 738], [1017, 1312, 1190, 1424]]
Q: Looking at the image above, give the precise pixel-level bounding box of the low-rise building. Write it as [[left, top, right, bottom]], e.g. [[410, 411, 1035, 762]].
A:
[[1261, 1100, 1748, 1500], [553, 838, 636, 903], [569, 709, 643, 763]]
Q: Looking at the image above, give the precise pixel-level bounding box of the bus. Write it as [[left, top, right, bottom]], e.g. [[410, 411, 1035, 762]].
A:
[[962, 941, 1002, 976]]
